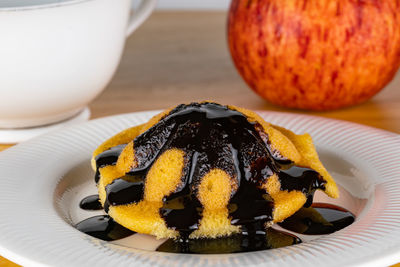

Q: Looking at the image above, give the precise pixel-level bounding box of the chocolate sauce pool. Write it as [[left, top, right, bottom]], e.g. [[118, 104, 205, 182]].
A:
[[79, 195, 102, 211], [278, 203, 355, 235], [75, 215, 135, 241], [156, 227, 301, 254], [75, 102, 355, 253]]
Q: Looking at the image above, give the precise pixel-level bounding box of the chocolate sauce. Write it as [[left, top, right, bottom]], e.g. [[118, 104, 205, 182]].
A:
[[104, 178, 144, 213], [230, 179, 274, 225], [278, 203, 355, 235], [93, 102, 328, 240], [279, 166, 325, 193], [79, 194, 102, 210], [94, 144, 126, 183], [75, 215, 135, 241], [156, 226, 301, 254]]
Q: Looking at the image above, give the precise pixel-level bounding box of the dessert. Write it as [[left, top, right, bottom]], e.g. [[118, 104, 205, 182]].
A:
[[87, 102, 339, 242]]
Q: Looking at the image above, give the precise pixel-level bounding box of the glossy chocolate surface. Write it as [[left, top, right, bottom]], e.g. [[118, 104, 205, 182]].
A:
[[279, 203, 355, 235], [94, 144, 126, 183], [75, 215, 135, 241], [79, 194, 102, 211], [156, 226, 301, 254]]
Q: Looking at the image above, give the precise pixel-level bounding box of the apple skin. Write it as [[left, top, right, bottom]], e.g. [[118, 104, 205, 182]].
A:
[[228, 0, 400, 110]]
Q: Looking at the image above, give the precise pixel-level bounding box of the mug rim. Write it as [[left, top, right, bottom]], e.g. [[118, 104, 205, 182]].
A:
[[0, 0, 96, 12]]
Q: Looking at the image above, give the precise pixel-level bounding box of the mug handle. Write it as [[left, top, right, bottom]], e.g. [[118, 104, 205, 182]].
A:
[[126, 0, 158, 37]]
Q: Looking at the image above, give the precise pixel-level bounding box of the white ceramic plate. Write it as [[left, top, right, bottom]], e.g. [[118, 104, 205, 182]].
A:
[[0, 110, 400, 267]]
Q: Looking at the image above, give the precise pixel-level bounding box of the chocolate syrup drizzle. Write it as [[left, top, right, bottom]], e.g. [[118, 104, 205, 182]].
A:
[[75, 215, 135, 241], [77, 102, 345, 252], [94, 144, 126, 183], [79, 195, 102, 211]]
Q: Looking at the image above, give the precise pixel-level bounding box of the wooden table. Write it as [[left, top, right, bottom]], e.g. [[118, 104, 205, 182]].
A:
[[1, 11, 399, 266]]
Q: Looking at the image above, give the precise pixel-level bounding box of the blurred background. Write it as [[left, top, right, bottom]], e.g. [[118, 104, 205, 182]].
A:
[[95, 0, 400, 133], [134, 1, 230, 9]]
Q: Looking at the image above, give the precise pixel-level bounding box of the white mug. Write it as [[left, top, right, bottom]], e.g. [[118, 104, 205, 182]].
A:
[[0, 0, 157, 128]]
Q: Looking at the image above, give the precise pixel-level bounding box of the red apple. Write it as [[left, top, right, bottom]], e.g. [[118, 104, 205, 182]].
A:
[[228, 0, 400, 110]]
